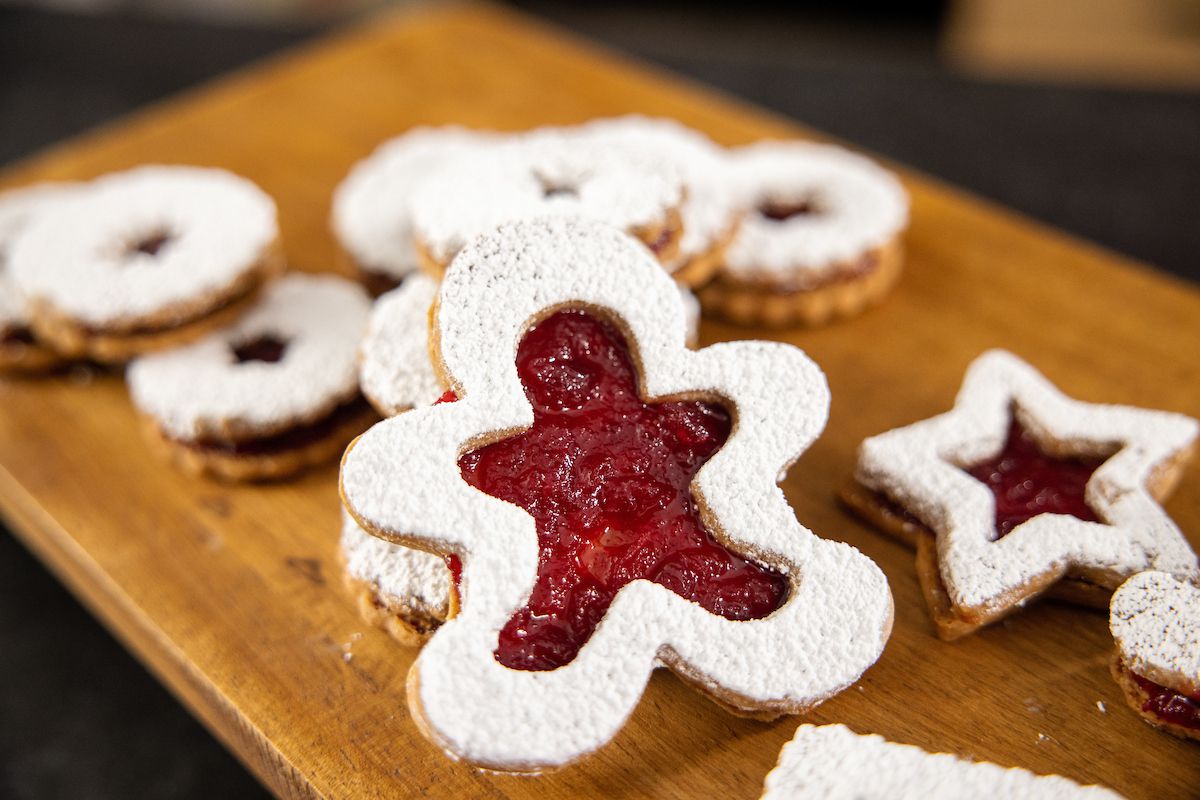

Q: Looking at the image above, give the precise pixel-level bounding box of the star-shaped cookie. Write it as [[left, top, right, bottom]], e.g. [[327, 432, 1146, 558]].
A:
[[340, 217, 893, 771], [847, 349, 1197, 640]]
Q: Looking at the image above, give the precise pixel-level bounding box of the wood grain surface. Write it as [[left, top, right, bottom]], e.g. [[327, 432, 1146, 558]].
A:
[[1, 3, 1197, 798]]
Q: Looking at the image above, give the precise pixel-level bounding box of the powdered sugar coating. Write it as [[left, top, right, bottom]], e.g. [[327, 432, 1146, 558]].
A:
[[724, 141, 908, 287], [857, 350, 1198, 616], [0, 183, 79, 331], [340, 510, 451, 620], [359, 272, 702, 417], [128, 274, 370, 441], [762, 724, 1122, 799], [1110, 571, 1200, 693], [8, 165, 278, 327], [410, 135, 685, 265], [332, 127, 498, 281], [568, 116, 738, 271], [358, 273, 444, 416], [341, 217, 892, 771]]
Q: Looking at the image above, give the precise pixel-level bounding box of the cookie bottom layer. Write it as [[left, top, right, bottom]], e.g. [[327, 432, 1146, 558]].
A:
[[143, 398, 377, 482], [839, 479, 1112, 641], [335, 246, 407, 297], [27, 241, 284, 364], [343, 569, 446, 647], [1111, 656, 1200, 742], [0, 328, 63, 374], [698, 238, 903, 328]]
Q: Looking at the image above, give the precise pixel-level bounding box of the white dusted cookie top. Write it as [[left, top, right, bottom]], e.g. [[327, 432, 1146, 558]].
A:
[[762, 725, 1122, 799], [0, 183, 79, 330], [332, 126, 497, 281], [9, 165, 279, 328], [409, 134, 685, 265], [358, 271, 703, 418], [856, 349, 1198, 615], [358, 273, 444, 417], [340, 510, 451, 620], [341, 216, 892, 771], [567, 116, 737, 271], [1110, 571, 1200, 694], [724, 141, 908, 286], [128, 273, 370, 442]]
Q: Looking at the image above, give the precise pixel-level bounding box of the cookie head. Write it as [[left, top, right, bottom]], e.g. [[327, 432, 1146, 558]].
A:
[[340, 217, 892, 771]]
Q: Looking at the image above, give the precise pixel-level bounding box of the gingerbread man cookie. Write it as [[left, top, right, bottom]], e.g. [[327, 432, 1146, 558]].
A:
[[762, 724, 1121, 799], [129, 273, 374, 481], [843, 349, 1198, 640], [331, 126, 497, 295], [699, 140, 908, 328], [341, 217, 892, 771], [409, 135, 687, 277], [0, 183, 77, 373], [1109, 571, 1200, 740], [9, 165, 283, 364]]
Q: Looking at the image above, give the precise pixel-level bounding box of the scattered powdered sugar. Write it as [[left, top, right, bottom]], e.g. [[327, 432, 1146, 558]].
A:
[[332, 127, 499, 281], [340, 510, 451, 620], [8, 165, 278, 327], [409, 134, 685, 265], [340, 217, 892, 771], [762, 724, 1122, 799], [856, 350, 1198, 615], [723, 140, 908, 286], [0, 182, 80, 330], [1110, 570, 1199, 691], [358, 273, 444, 416], [128, 273, 370, 441]]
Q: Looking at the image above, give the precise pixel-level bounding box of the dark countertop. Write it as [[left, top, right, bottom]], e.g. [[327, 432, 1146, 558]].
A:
[[1, 4, 1197, 798]]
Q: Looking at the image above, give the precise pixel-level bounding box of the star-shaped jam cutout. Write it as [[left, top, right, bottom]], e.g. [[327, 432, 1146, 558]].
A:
[[456, 309, 787, 671], [962, 416, 1106, 538]]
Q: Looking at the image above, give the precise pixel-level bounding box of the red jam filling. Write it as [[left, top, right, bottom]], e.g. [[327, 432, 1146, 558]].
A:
[[1132, 672, 1200, 730], [232, 334, 288, 364], [453, 310, 787, 671], [758, 198, 817, 221], [963, 418, 1107, 538], [127, 231, 174, 257]]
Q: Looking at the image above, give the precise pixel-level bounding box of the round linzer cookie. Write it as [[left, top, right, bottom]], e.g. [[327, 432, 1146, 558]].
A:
[[409, 136, 687, 279], [568, 116, 739, 287], [331, 127, 496, 295], [9, 165, 284, 364], [841, 349, 1198, 641], [0, 183, 78, 373], [1109, 571, 1200, 740], [699, 140, 908, 328], [340, 217, 893, 771], [358, 271, 703, 418], [128, 273, 374, 482], [340, 510, 453, 645], [762, 724, 1121, 799]]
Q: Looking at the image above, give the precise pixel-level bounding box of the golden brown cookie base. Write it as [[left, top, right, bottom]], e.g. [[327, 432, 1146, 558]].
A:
[[669, 216, 740, 291], [334, 246, 406, 297], [415, 206, 686, 280], [343, 570, 444, 647], [698, 237, 903, 328], [840, 478, 1115, 641], [1111, 656, 1200, 742], [143, 400, 377, 482], [0, 336, 64, 375], [27, 239, 285, 364]]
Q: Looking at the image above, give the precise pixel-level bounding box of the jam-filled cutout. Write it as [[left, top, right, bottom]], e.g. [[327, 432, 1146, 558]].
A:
[[232, 334, 288, 364], [124, 229, 175, 258], [758, 196, 820, 221], [960, 415, 1112, 538], [452, 309, 788, 672], [1132, 671, 1200, 730]]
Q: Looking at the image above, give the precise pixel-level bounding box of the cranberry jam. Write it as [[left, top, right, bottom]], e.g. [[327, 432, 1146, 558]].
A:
[[455, 310, 787, 671], [1132, 672, 1200, 731], [964, 418, 1107, 538]]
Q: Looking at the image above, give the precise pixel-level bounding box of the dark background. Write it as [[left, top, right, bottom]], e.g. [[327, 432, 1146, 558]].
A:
[[1, 2, 1197, 798]]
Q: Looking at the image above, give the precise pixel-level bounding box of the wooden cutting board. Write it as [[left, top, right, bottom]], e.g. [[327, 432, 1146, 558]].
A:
[[1, 4, 1196, 798]]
